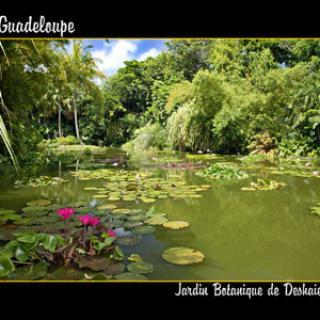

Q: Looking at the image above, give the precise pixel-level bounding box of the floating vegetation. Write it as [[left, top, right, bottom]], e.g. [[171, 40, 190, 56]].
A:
[[196, 163, 249, 180], [132, 225, 156, 235], [114, 272, 148, 280], [268, 167, 320, 178], [239, 153, 276, 164], [241, 178, 286, 191], [97, 204, 117, 210], [0, 209, 16, 215], [186, 153, 221, 161], [161, 247, 205, 265], [145, 214, 168, 225], [311, 204, 320, 216], [26, 199, 51, 207], [15, 176, 68, 188], [76, 168, 210, 204], [127, 261, 154, 274], [163, 221, 189, 230]]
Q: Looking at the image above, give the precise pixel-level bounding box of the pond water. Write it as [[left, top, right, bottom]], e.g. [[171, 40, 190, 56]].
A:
[[1, 148, 320, 280]]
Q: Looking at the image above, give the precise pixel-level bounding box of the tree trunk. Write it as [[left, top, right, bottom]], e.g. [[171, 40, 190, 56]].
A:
[[58, 103, 62, 138], [73, 103, 82, 144]]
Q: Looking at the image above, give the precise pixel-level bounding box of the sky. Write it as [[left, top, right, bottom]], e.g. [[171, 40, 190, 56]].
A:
[[82, 39, 167, 77]]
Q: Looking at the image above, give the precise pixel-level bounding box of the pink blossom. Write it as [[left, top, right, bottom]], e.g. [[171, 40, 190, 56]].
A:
[[57, 208, 75, 220], [78, 214, 91, 226], [89, 216, 100, 226], [107, 230, 116, 237]]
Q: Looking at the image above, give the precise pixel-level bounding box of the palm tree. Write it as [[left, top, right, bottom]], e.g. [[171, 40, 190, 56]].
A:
[[64, 41, 105, 144]]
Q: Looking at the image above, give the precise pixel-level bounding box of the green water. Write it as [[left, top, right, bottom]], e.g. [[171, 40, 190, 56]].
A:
[[1, 148, 320, 280]]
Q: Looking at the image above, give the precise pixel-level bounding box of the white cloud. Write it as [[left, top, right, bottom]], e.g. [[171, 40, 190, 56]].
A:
[[138, 48, 161, 61], [92, 40, 138, 76]]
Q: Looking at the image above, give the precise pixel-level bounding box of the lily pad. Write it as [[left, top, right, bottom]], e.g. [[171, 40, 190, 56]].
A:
[[127, 261, 154, 274], [163, 221, 190, 230], [93, 194, 109, 199], [112, 208, 131, 215], [0, 256, 15, 277], [140, 198, 156, 204], [241, 178, 286, 191], [117, 235, 142, 246], [47, 267, 85, 280], [26, 199, 51, 207], [101, 260, 125, 276], [162, 247, 205, 265], [145, 215, 168, 225], [127, 254, 143, 262], [108, 197, 121, 201], [127, 214, 145, 223], [8, 261, 48, 280], [77, 255, 111, 271], [114, 272, 148, 280], [0, 214, 22, 223], [22, 206, 48, 215], [132, 225, 156, 235], [0, 209, 16, 216], [97, 204, 117, 210]]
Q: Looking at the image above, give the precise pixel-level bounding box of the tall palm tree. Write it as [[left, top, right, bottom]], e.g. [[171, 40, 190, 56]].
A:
[[64, 41, 105, 143]]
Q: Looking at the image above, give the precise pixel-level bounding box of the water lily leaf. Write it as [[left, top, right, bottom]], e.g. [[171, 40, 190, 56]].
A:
[[0, 256, 15, 277], [86, 273, 112, 280], [162, 247, 205, 265], [127, 214, 145, 223], [43, 234, 64, 252], [128, 254, 143, 262], [8, 261, 48, 280], [93, 194, 109, 199], [116, 235, 142, 246], [241, 178, 286, 191], [130, 209, 144, 215], [101, 260, 125, 276], [16, 232, 39, 244], [311, 205, 320, 215], [188, 194, 203, 198], [163, 221, 190, 230], [108, 197, 121, 201], [97, 204, 117, 210], [84, 187, 100, 191], [112, 208, 131, 215], [47, 267, 85, 280], [77, 255, 121, 272], [0, 228, 19, 241], [132, 225, 156, 235], [0, 214, 22, 223], [16, 218, 34, 226], [26, 199, 51, 207], [0, 209, 16, 216], [140, 198, 156, 204], [15, 244, 31, 262], [145, 215, 168, 225], [93, 237, 115, 253], [22, 206, 48, 215], [114, 272, 148, 280], [127, 261, 154, 274]]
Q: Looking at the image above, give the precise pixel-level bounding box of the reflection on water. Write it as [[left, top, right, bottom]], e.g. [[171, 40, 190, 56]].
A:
[[1, 148, 320, 280]]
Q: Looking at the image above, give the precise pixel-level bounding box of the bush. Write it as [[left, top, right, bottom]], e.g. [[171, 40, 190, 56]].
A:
[[122, 123, 168, 154], [54, 135, 80, 145]]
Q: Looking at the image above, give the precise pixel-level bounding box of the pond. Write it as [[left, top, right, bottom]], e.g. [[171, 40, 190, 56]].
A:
[[1, 147, 320, 280]]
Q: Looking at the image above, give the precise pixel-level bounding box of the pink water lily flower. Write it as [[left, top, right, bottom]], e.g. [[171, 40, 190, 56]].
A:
[[78, 214, 91, 226], [57, 208, 75, 220], [89, 216, 100, 226], [107, 230, 116, 237]]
